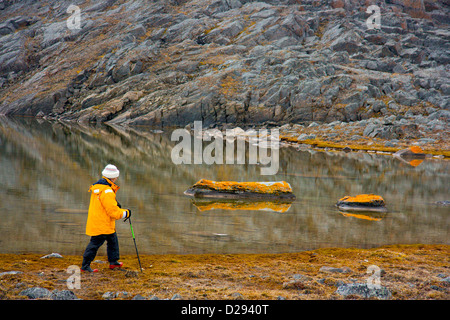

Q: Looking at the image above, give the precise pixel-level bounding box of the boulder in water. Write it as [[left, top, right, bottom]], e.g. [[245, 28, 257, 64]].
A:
[[184, 179, 296, 200], [336, 194, 386, 212], [394, 146, 426, 159]]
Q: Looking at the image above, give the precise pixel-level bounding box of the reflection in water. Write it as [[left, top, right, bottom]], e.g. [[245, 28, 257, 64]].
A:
[[0, 117, 449, 255], [339, 211, 387, 222], [191, 200, 293, 213], [394, 156, 425, 167]]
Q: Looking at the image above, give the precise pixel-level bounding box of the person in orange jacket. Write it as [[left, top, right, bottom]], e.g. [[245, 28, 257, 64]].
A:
[[81, 164, 131, 272]]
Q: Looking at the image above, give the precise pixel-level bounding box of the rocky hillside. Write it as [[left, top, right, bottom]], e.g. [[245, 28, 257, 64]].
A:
[[0, 0, 449, 128]]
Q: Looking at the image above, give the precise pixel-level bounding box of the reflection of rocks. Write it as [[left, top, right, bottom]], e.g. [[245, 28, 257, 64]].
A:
[[339, 211, 387, 221], [185, 231, 232, 241], [191, 199, 293, 213], [393, 146, 427, 166]]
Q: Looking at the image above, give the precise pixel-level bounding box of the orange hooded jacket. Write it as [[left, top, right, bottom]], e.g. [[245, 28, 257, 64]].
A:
[[86, 177, 129, 236]]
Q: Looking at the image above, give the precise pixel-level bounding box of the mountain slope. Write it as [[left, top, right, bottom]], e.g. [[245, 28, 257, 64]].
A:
[[0, 0, 448, 128]]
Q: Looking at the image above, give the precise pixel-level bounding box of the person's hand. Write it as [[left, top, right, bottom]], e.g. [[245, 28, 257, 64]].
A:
[[124, 209, 131, 222]]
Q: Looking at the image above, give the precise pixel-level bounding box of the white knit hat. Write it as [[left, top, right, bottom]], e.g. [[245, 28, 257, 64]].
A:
[[102, 164, 120, 179]]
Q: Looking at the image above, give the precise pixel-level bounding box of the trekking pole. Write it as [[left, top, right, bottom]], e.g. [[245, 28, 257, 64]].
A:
[[125, 216, 143, 272]]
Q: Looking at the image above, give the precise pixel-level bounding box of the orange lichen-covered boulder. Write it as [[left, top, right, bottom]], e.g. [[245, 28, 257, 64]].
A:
[[184, 179, 296, 200], [393, 146, 426, 166], [336, 194, 386, 212], [394, 146, 426, 159]]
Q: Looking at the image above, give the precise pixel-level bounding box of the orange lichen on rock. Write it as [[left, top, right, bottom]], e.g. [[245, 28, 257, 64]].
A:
[[185, 179, 296, 200], [394, 146, 426, 160], [409, 146, 423, 154], [192, 179, 293, 194], [337, 194, 385, 207]]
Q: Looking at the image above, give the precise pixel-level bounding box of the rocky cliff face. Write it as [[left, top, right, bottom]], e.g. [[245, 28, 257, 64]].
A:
[[0, 0, 448, 127]]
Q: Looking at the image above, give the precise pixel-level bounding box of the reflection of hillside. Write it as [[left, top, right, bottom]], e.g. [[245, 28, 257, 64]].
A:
[[0, 117, 448, 255]]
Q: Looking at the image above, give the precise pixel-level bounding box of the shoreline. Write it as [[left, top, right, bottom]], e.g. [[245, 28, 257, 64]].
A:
[[1, 244, 448, 300], [5, 115, 450, 159], [281, 137, 450, 158], [274, 120, 450, 159]]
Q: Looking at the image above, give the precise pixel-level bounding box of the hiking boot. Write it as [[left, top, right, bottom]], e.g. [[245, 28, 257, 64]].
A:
[[109, 261, 123, 269], [81, 266, 99, 273]]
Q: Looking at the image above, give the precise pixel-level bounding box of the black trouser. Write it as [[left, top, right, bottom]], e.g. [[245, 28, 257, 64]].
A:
[[82, 232, 119, 267]]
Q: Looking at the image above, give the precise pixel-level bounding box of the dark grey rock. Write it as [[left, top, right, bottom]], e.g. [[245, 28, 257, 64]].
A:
[[344, 103, 360, 121], [20, 287, 51, 299], [428, 109, 450, 120], [376, 125, 404, 139], [336, 283, 392, 299], [363, 124, 379, 137], [380, 40, 401, 57], [230, 292, 244, 300], [331, 39, 361, 54], [102, 292, 117, 300], [440, 84, 450, 95], [320, 266, 352, 274], [292, 274, 305, 280], [430, 285, 445, 292], [330, 51, 349, 64], [392, 63, 407, 74], [393, 90, 418, 106], [298, 79, 321, 97], [298, 133, 316, 140], [372, 100, 386, 113], [401, 47, 425, 64], [0, 21, 15, 35], [341, 91, 366, 107], [51, 290, 78, 300], [128, 24, 146, 38], [171, 293, 183, 300], [112, 62, 131, 82]]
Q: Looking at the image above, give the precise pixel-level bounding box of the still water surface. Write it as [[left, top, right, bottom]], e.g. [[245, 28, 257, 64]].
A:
[[0, 117, 448, 255]]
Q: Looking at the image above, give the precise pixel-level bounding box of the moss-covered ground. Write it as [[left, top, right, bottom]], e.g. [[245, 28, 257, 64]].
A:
[[1, 244, 448, 300]]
